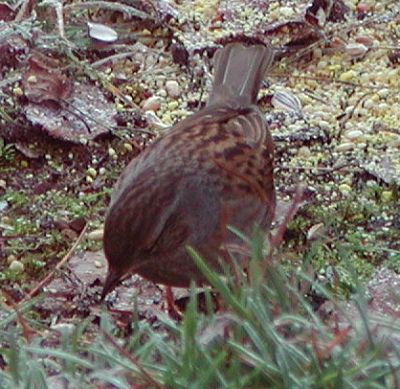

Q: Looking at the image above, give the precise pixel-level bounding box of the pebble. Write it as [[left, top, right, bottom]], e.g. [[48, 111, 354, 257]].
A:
[[336, 142, 355, 152], [344, 129, 364, 141], [363, 99, 374, 109], [340, 70, 357, 82], [381, 191, 392, 202], [9, 259, 24, 272], [87, 229, 104, 241], [168, 101, 179, 110], [7, 254, 16, 265], [165, 80, 181, 99], [0, 200, 8, 212], [339, 183, 352, 193], [142, 96, 161, 112], [51, 323, 76, 335], [298, 146, 311, 158], [123, 143, 133, 152], [108, 147, 116, 157], [87, 167, 97, 178]]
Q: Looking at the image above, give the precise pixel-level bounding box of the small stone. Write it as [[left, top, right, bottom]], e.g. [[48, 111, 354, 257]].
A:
[[7, 254, 16, 265], [298, 146, 311, 158], [336, 142, 355, 152], [123, 143, 133, 152], [108, 147, 116, 157], [9, 259, 24, 272], [344, 130, 364, 141], [0, 200, 8, 212], [13, 87, 23, 97], [165, 80, 181, 99], [377, 103, 389, 111], [51, 323, 76, 335], [27, 75, 37, 83], [168, 101, 179, 110], [377, 88, 390, 98], [142, 96, 161, 112], [381, 191, 392, 202], [340, 70, 357, 82], [94, 260, 104, 268], [363, 99, 374, 109], [87, 228, 104, 241], [339, 184, 352, 193], [87, 167, 97, 178], [116, 102, 125, 112]]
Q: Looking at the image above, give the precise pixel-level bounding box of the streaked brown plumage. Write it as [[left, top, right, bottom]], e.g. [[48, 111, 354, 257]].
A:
[[102, 43, 276, 298]]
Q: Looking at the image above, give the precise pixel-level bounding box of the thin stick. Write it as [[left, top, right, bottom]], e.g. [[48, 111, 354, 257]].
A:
[[26, 223, 88, 300], [263, 185, 304, 279], [54, 1, 66, 40]]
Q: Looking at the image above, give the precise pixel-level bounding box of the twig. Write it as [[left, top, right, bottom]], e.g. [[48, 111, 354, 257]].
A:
[[91, 51, 139, 68], [277, 162, 358, 176], [25, 223, 88, 300], [15, 0, 32, 22], [64, 1, 155, 21], [54, 0, 66, 40], [264, 185, 304, 275], [272, 73, 390, 91], [2, 290, 37, 342], [337, 91, 375, 139]]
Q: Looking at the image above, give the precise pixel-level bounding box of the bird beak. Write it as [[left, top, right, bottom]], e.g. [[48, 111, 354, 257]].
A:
[[101, 268, 122, 300]]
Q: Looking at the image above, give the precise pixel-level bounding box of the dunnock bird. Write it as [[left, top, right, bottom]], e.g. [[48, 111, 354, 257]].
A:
[[102, 43, 276, 298]]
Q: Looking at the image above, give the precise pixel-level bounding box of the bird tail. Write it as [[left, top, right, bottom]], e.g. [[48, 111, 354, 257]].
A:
[[208, 43, 274, 107]]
